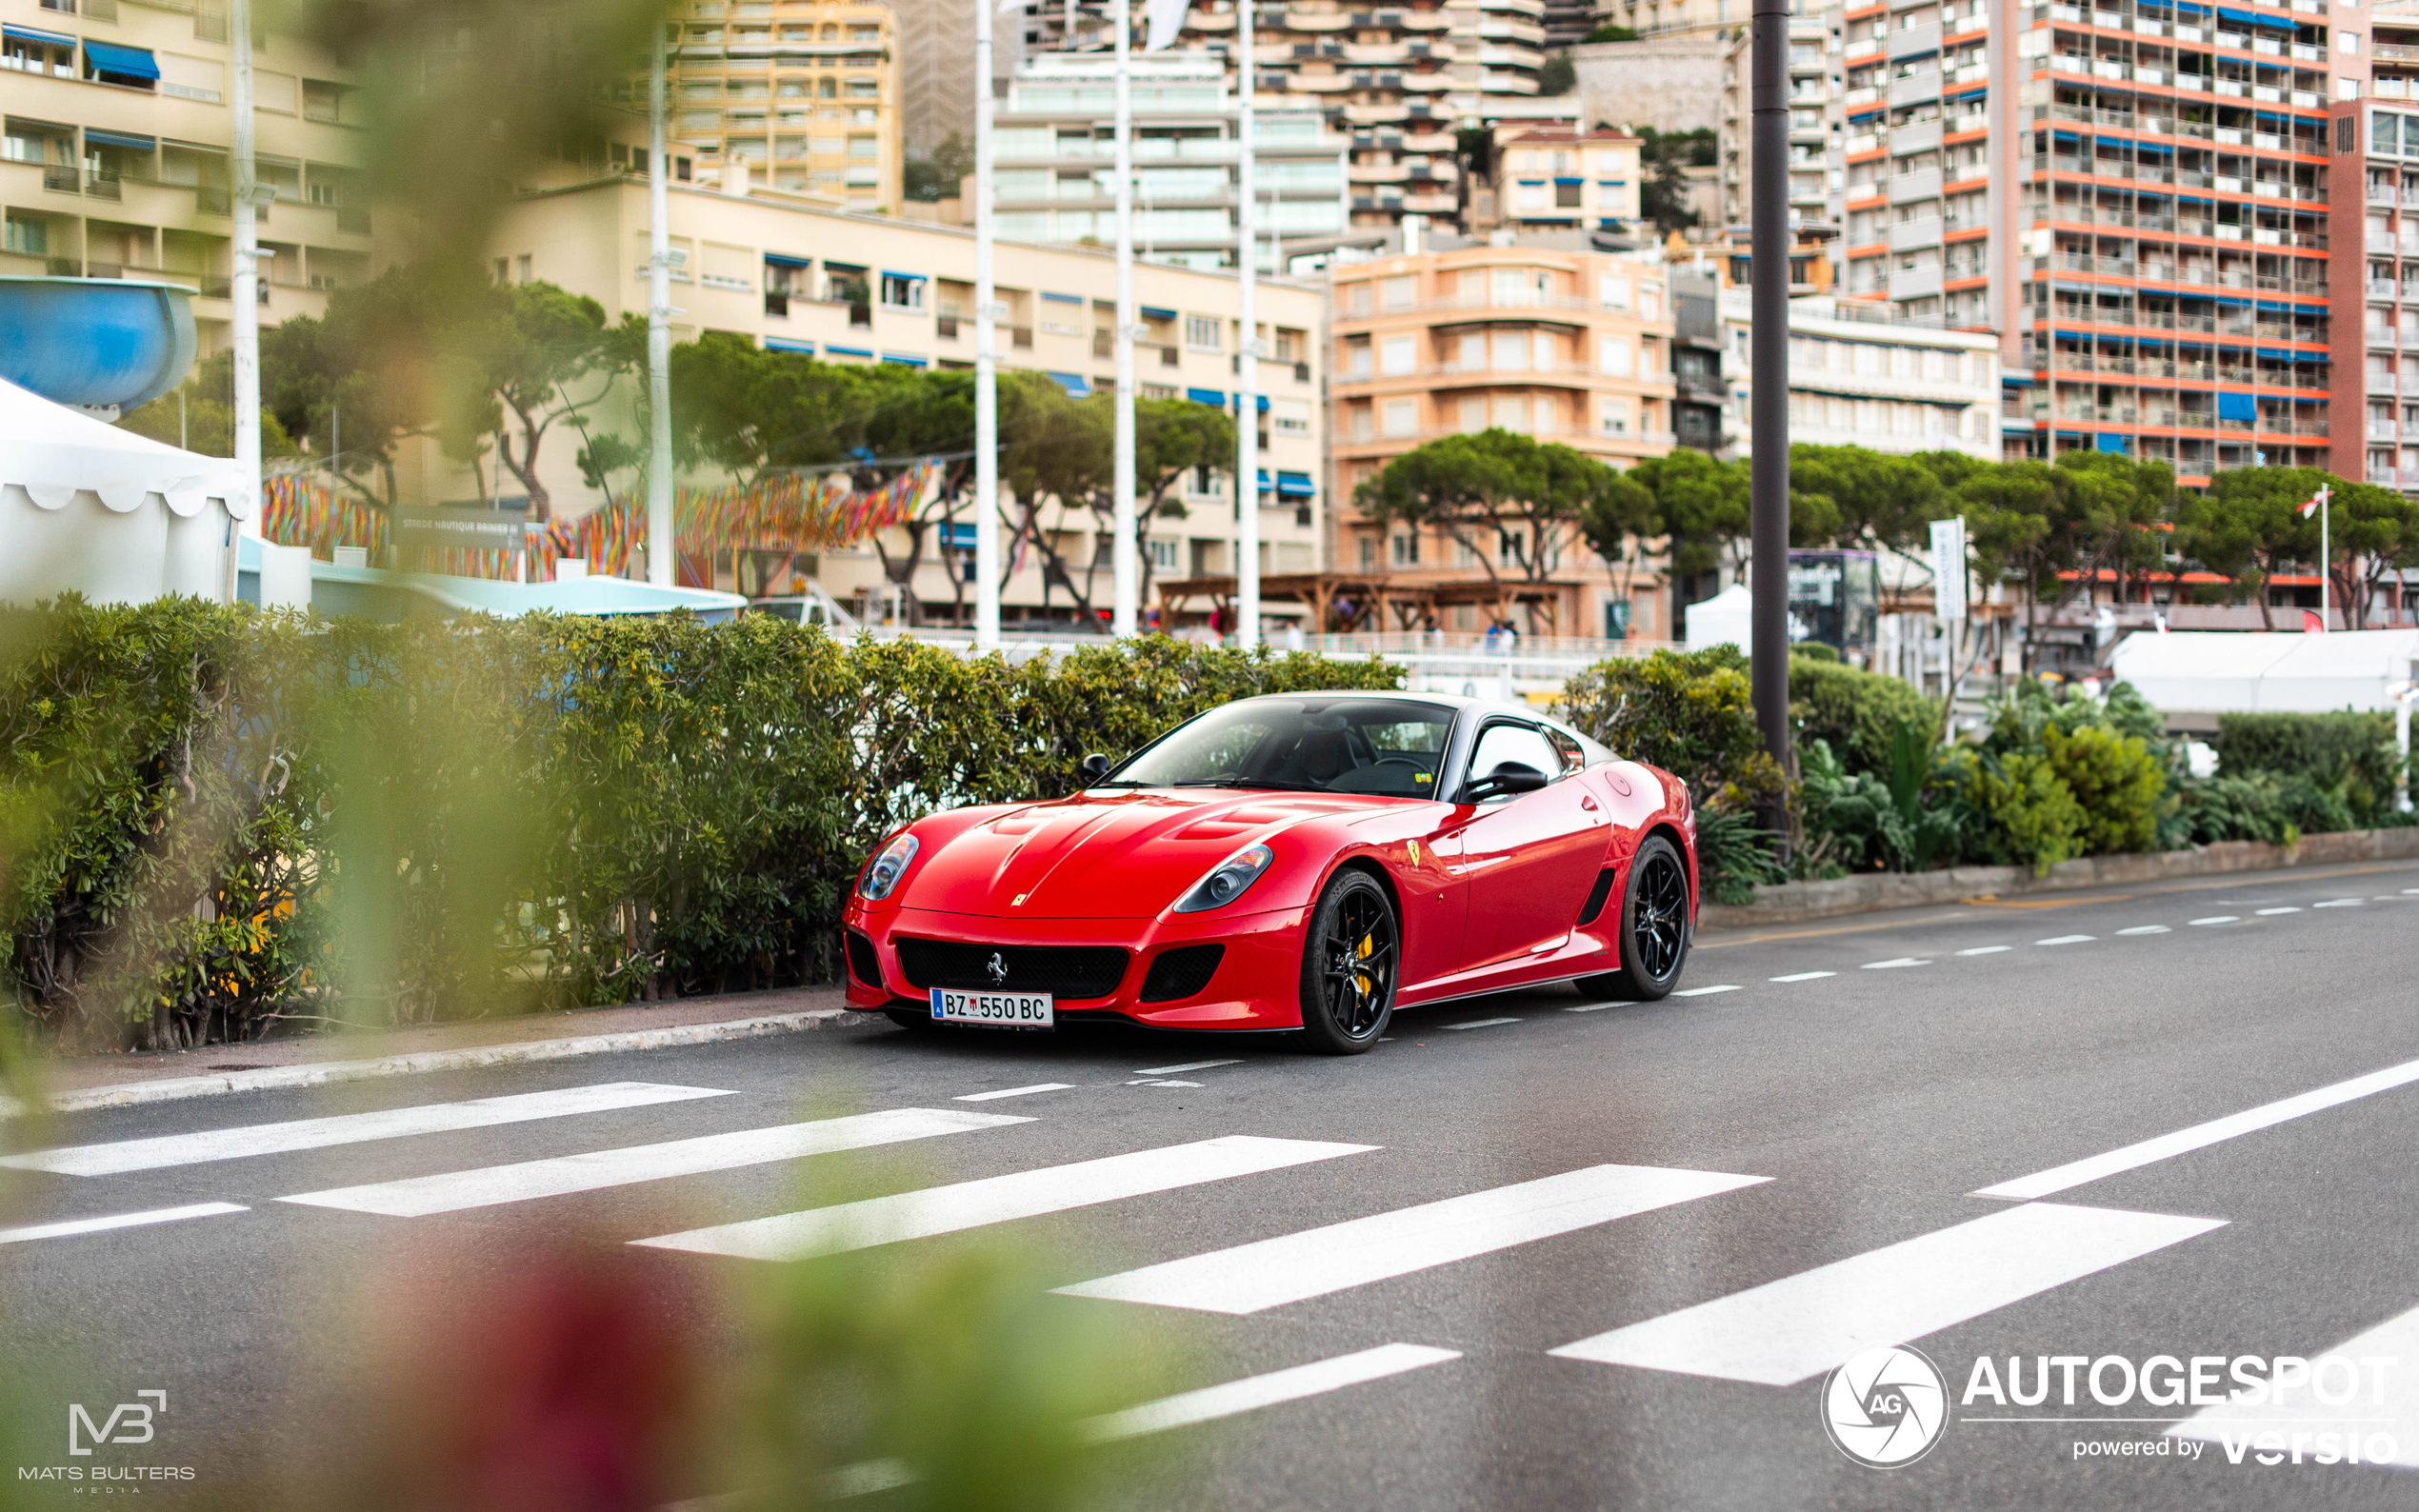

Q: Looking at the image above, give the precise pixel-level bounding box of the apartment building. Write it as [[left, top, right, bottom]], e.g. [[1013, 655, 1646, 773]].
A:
[[992, 51, 1351, 269], [1012, 0, 1546, 236], [1721, 288, 2003, 452], [652, 0, 903, 210], [2346, 7, 2419, 492], [1471, 127, 1644, 232], [1718, 2, 1848, 237], [474, 180, 1328, 626], [0, 0, 372, 356], [1329, 240, 1680, 637]]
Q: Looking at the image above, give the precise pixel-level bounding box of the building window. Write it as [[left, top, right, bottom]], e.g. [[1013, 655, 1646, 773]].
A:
[[1187, 313, 1222, 349], [880, 272, 925, 308], [1381, 398, 1418, 437], [1381, 335, 1416, 376], [1390, 530, 1420, 566], [847, 137, 877, 159]]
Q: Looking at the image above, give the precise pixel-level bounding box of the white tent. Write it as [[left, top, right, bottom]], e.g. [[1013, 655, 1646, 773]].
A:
[[0, 375, 250, 607], [1684, 583, 1755, 655], [2109, 627, 2419, 714]]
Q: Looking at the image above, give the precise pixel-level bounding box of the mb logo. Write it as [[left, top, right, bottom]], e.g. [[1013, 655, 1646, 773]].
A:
[[69, 1390, 165, 1456]]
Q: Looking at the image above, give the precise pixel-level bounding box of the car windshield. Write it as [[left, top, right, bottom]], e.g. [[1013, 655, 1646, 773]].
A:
[[1101, 698, 1457, 799]]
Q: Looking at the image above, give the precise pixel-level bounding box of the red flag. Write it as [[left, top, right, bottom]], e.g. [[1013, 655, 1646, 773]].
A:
[[2299, 486, 2329, 519], [2303, 609, 2327, 634]]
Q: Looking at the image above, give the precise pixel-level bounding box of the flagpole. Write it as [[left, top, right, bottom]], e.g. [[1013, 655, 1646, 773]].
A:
[[2320, 486, 2330, 630], [975, 0, 1001, 649], [1112, 0, 1139, 638], [1235, 0, 1260, 649]]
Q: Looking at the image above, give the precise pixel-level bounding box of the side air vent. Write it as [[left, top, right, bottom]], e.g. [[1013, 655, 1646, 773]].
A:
[[1575, 866, 1618, 927], [844, 930, 883, 987]]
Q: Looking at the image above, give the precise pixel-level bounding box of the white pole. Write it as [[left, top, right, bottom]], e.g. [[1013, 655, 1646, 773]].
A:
[[1235, 0, 1260, 647], [230, 0, 261, 540], [2319, 486, 2330, 629], [1111, 0, 1139, 637], [975, 0, 1002, 649], [647, 25, 675, 587]]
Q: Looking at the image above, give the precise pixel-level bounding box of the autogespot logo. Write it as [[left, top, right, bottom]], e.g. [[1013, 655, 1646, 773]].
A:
[[1824, 1345, 1951, 1468]]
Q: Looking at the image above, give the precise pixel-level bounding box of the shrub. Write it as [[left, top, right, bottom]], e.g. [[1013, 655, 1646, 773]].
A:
[[1695, 806, 1785, 905], [2041, 723, 2162, 855], [0, 598, 1400, 1049], [1789, 655, 1937, 777], [1970, 752, 2087, 875], [1555, 646, 1788, 814], [2164, 774, 2300, 848], [2210, 712, 2402, 825]]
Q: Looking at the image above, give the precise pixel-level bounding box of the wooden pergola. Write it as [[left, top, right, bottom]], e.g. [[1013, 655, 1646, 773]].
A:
[[1155, 571, 1589, 635]]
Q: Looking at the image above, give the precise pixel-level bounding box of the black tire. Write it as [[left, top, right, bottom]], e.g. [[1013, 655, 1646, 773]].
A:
[[1573, 835, 1691, 1003], [1295, 869, 1398, 1054]]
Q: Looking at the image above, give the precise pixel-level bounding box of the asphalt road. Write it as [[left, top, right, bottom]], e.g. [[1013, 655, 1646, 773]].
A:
[[7, 859, 2419, 1511]]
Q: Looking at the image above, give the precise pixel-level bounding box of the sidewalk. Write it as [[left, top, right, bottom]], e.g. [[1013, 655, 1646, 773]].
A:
[[5, 984, 860, 1117]]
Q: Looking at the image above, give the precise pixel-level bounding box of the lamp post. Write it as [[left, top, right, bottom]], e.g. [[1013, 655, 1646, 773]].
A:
[[974, 0, 1001, 647], [646, 22, 675, 587], [230, 0, 262, 541], [1749, 0, 1793, 809], [1112, 0, 1138, 637], [1235, 0, 1260, 648]]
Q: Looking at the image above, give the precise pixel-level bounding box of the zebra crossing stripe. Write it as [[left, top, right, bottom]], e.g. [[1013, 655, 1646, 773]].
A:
[[0, 1202, 248, 1246], [277, 1107, 1030, 1218], [0, 1083, 735, 1178], [1549, 1202, 2225, 1386], [1056, 1163, 1768, 1315], [630, 1134, 1376, 1262], [1082, 1343, 1462, 1442], [2167, 1298, 2419, 1468]]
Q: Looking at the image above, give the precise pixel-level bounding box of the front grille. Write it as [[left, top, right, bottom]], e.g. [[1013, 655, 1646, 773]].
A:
[[1140, 944, 1226, 1003], [893, 937, 1130, 1000], [844, 929, 883, 988]]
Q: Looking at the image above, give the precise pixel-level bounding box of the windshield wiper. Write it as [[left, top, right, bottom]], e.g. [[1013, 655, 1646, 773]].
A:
[[1170, 778, 1320, 791]]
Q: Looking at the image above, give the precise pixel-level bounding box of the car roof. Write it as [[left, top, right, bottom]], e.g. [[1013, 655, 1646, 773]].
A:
[[1231, 690, 1614, 763]]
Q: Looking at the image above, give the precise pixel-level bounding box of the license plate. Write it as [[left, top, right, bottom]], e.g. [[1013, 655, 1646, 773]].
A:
[[930, 987, 1055, 1028]]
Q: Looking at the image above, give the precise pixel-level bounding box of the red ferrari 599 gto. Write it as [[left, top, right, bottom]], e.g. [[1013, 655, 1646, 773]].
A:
[[840, 692, 1698, 1053]]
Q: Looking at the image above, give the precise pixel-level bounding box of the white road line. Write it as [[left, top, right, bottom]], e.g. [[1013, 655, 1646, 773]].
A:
[[1447, 1016, 1522, 1028], [2035, 934, 2095, 945], [2115, 925, 2171, 936], [1083, 1343, 1462, 1442], [1862, 958, 1929, 969], [0, 1202, 248, 1246], [1134, 1059, 1244, 1076], [1769, 971, 1834, 983], [2255, 906, 2302, 916], [1138, 1080, 1202, 1088], [1956, 946, 2013, 957], [1976, 1052, 2419, 1202], [278, 1107, 1030, 1218], [2314, 899, 2365, 908], [2189, 916, 2240, 925], [1671, 985, 1742, 998], [1549, 1203, 2223, 1386], [1056, 1164, 1769, 1315], [2167, 1299, 2419, 1467], [630, 1135, 1376, 1262], [953, 1084, 1073, 1103], [2407, 888, 2419, 895], [1563, 1004, 1615, 1013], [0, 1082, 734, 1178]]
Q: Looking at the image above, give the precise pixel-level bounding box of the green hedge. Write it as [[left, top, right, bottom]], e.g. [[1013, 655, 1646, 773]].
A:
[[0, 598, 1398, 1050], [2209, 711, 2405, 825]]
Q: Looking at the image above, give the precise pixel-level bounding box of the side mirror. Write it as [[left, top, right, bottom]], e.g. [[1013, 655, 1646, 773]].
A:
[[1466, 760, 1549, 802], [1079, 752, 1113, 785]]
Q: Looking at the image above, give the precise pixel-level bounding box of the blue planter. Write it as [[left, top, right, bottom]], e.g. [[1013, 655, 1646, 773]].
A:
[[0, 276, 198, 411]]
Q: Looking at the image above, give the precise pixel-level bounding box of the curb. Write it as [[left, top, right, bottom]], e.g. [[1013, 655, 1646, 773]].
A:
[[0, 1008, 858, 1120], [1702, 826, 2419, 928]]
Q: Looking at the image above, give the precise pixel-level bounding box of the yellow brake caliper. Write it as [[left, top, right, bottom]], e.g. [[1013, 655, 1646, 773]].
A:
[[1354, 931, 1374, 997]]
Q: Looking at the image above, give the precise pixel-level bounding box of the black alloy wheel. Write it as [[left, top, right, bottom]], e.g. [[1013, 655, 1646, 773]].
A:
[[1575, 834, 1691, 1002], [1296, 869, 1397, 1054]]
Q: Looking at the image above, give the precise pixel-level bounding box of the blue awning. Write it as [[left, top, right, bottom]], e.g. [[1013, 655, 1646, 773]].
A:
[[1187, 386, 1225, 407], [1235, 393, 1270, 414], [1553, 176, 1584, 185], [83, 128, 156, 151], [1257, 468, 1273, 488], [882, 352, 927, 368], [1041, 290, 1083, 304], [764, 252, 811, 268], [826, 344, 872, 358], [1049, 370, 1091, 396], [882, 269, 926, 283], [2217, 391, 2256, 421], [83, 40, 159, 79], [2096, 432, 2131, 454], [1139, 305, 1177, 320], [764, 336, 814, 353], [941, 522, 978, 547], [3, 23, 73, 45], [1277, 470, 1314, 497]]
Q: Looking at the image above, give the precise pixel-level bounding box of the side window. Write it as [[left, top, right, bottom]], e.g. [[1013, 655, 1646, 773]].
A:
[[1467, 722, 1560, 798], [1543, 726, 1585, 773]]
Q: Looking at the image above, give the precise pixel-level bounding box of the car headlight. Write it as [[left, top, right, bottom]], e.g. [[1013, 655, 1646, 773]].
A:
[[1173, 844, 1274, 914], [858, 833, 919, 901]]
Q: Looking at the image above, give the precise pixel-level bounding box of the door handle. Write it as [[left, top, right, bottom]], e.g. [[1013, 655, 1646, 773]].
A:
[[1580, 794, 1600, 812]]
